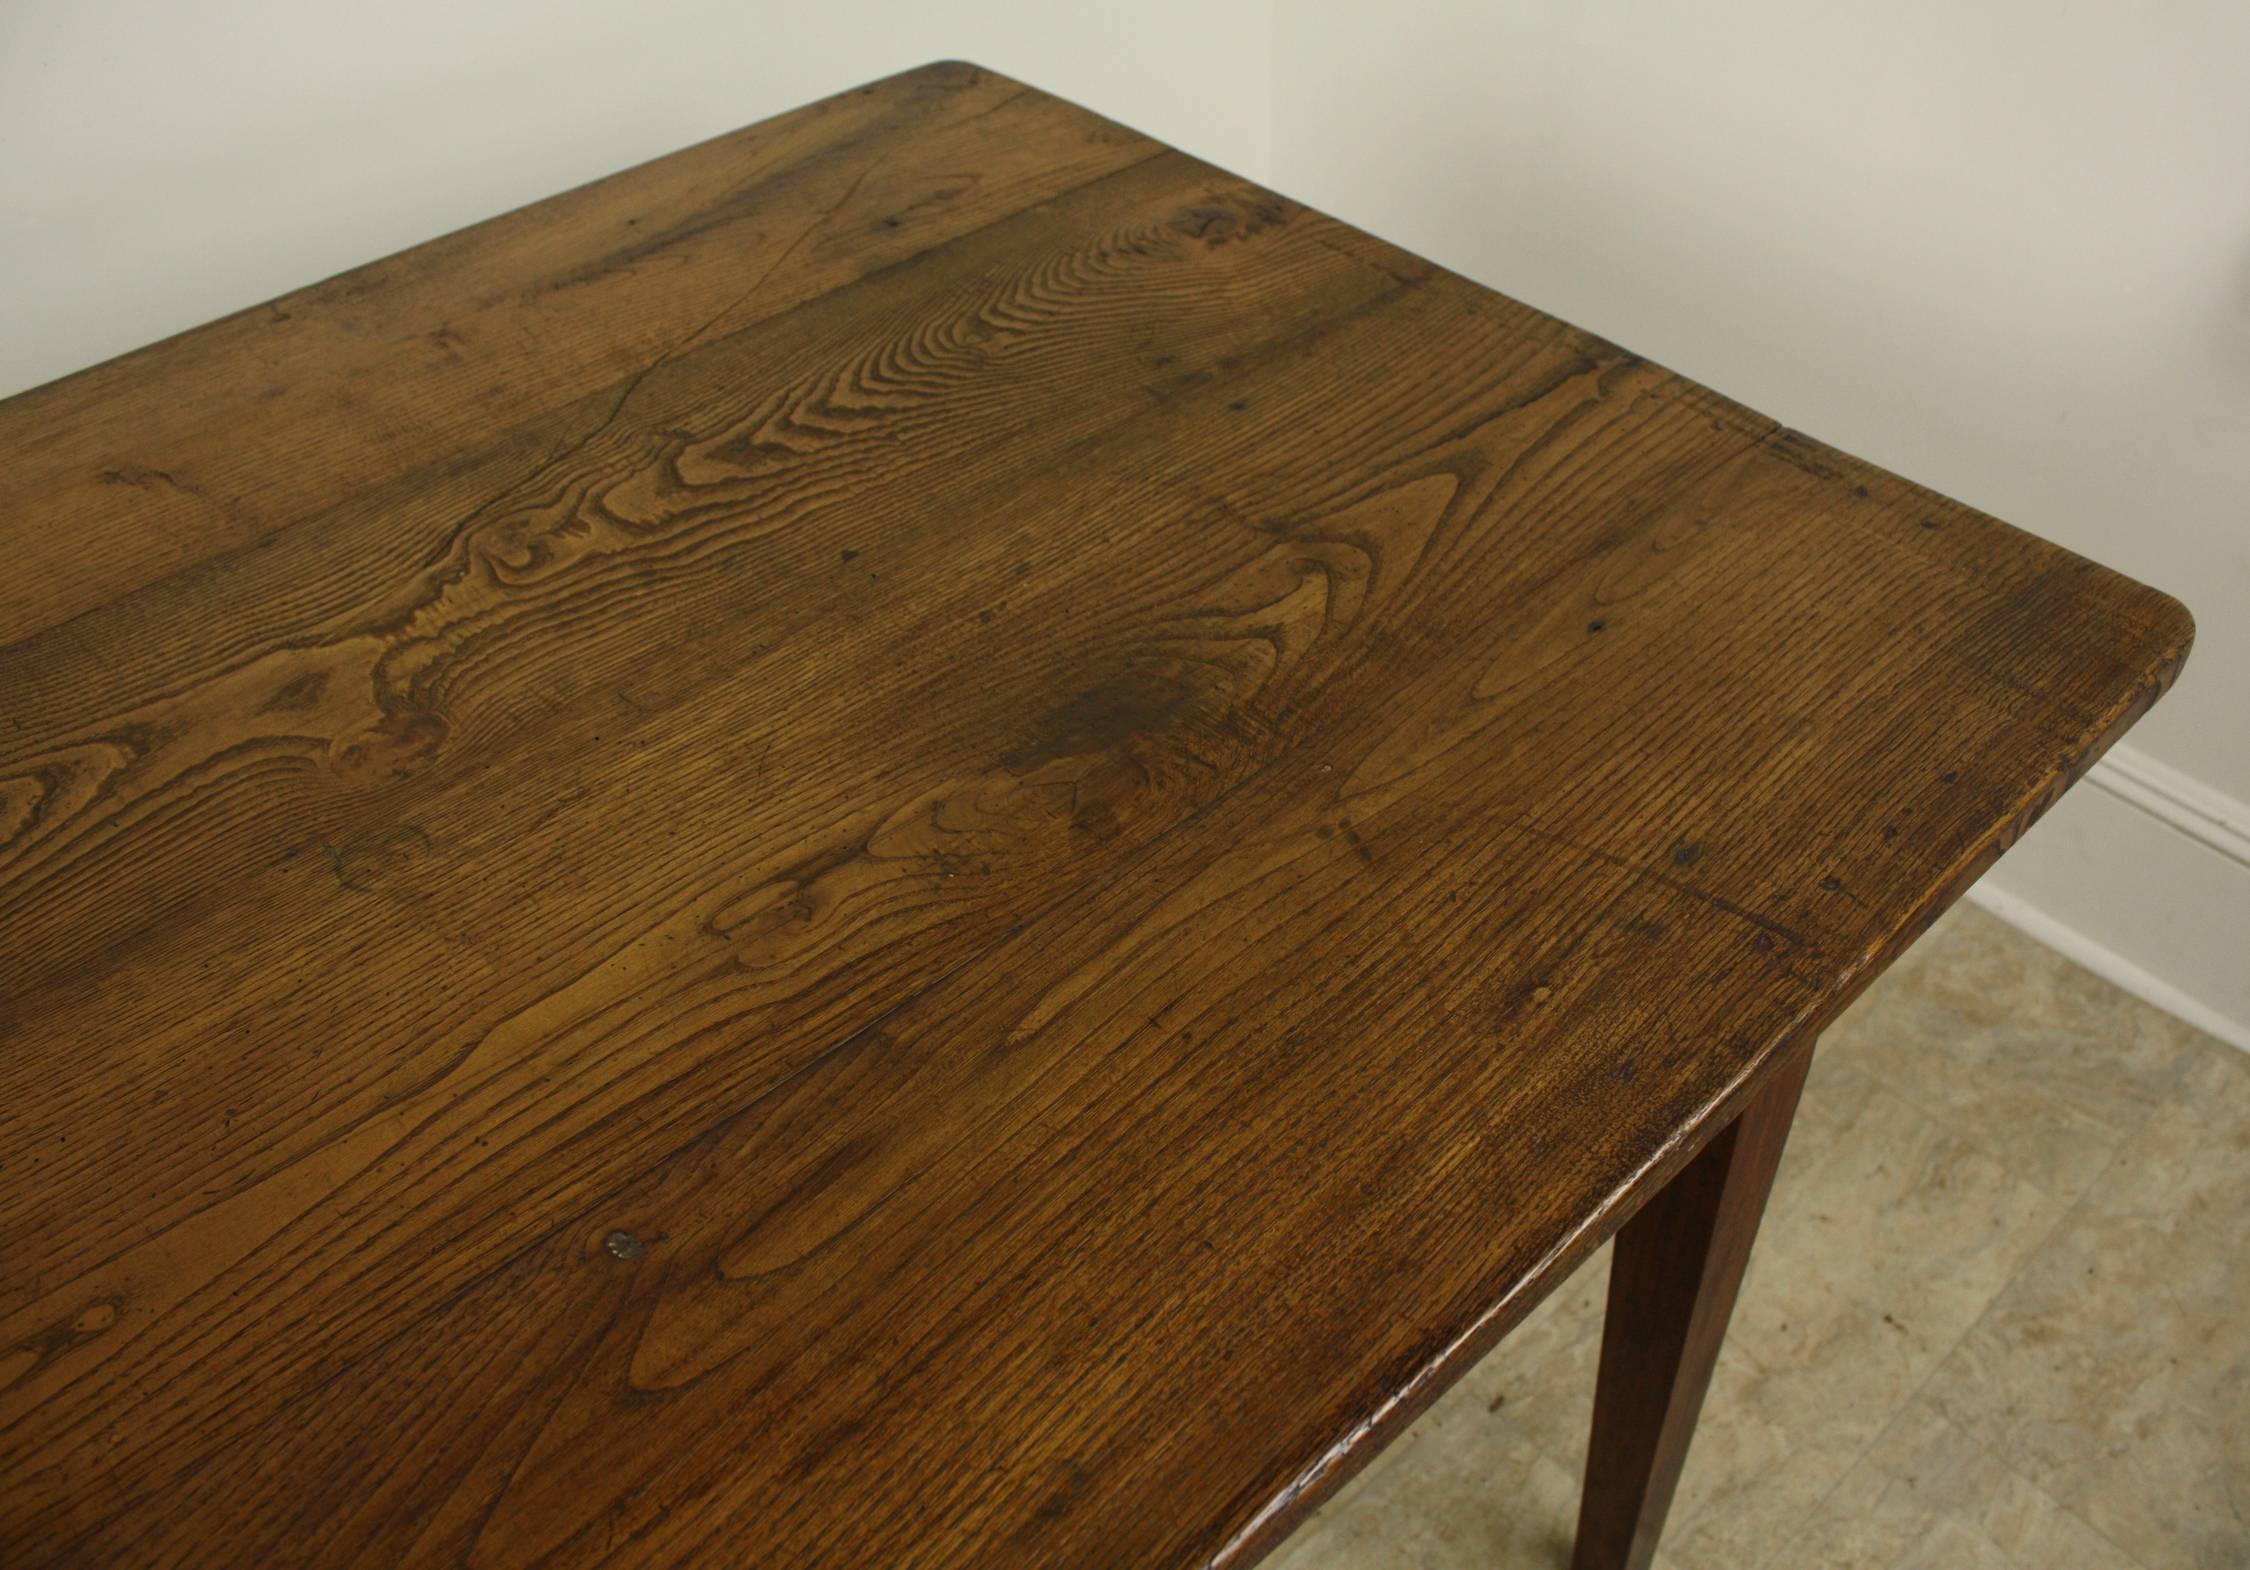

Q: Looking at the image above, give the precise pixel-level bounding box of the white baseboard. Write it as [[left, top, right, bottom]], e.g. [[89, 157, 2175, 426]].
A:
[[1966, 743, 2250, 1056], [1964, 885, 2250, 1055]]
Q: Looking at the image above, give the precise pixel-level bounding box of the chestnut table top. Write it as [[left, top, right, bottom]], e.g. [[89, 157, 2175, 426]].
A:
[[0, 61, 2190, 1569]]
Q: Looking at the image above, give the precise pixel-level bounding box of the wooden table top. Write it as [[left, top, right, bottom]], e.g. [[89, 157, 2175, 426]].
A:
[[0, 61, 2192, 1569]]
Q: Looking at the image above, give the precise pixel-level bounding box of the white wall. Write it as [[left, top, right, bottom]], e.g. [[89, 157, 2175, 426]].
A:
[[0, 0, 1272, 398], [1274, 0, 2250, 1047]]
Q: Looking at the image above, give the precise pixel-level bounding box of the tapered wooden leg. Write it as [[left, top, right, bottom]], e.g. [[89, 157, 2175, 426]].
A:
[[1571, 1041, 1813, 1570]]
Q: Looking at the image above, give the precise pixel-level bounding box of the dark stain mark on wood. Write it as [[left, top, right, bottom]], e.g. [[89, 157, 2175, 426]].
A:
[[1341, 824, 1378, 867], [258, 669, 330, 714], [1006, 671, 1201, 774], [318, 825, 435, 894], [1167, 196, 1289, 247], [1033, 1461, 1094, 1522]]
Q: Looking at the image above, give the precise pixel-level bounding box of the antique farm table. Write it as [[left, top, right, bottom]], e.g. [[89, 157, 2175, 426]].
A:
[[0, 63, 2192, 1570]]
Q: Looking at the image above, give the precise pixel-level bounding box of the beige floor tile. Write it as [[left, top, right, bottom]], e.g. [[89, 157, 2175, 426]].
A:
[[1823, 905, 2201, 1204], [2087, 1043, 2250, 1233], [1927, 1039, 2250, 1570], [1739, 1066, 2066, 1361], [1660, 1295, 1958, 1570], [1771, 1396, 2144, 1569]]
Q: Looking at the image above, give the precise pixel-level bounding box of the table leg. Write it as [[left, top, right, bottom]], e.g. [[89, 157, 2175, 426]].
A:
[[1570, 1041, 1814, 1570]]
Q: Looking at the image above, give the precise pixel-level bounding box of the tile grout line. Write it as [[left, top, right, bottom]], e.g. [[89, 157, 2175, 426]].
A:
[[1742, 1072, 2178, 1570], [1719, 978, 2193, 1570], [1921, 1052, 2213, 1570]]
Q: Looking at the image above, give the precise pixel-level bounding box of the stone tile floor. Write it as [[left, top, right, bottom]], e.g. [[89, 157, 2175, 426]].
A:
[[1270, 903, 2250, 1570]]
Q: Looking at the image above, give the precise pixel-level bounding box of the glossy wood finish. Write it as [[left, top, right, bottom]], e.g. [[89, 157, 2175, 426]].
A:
[[0, 60, 2192, 1570], [1573, 1038, 1815, 1570]]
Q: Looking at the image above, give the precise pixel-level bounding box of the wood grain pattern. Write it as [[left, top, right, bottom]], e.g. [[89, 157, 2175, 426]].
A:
[[0, 60, 2192, 1569]]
